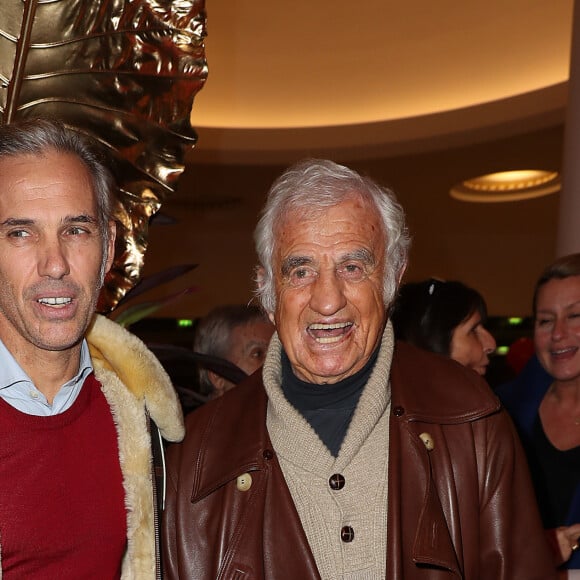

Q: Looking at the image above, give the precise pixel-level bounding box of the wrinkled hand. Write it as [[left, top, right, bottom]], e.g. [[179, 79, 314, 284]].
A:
[[546, 524, 580, 566]]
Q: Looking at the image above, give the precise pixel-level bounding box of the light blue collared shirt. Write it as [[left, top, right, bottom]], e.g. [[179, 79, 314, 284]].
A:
[[0, 338, 93, 416]]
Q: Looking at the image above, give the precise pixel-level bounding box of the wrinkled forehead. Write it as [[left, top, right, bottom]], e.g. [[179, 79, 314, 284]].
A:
[[0, 150, 98, 210], [274, 192, 384, 236], [270, 198, 388, 282], [535, 275, 580, 309]]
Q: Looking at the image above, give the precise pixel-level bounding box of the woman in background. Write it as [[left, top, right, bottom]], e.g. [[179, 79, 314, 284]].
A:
[[498, 254, 580, 576], [392, 278, 496, 376]]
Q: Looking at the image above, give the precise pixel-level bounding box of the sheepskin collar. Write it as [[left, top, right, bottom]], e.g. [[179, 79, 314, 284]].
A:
[[86, 314, 184, 443], [0, 315, 183, 580]]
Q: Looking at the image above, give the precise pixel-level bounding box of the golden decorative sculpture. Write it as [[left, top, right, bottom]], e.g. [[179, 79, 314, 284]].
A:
[[0, 0, 208, 311]]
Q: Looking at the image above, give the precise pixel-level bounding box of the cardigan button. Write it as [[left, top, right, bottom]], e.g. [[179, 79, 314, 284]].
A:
[[263, 449, 274, 460], [419, 432, 435, 451], [236, 473, 252, 492], [329, 473, 345, 490], [341, 526, 355, 542], [393, 406, 405, 417]]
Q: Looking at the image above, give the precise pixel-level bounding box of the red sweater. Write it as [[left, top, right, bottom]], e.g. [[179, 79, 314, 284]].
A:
[[0, 374, 127, 579]]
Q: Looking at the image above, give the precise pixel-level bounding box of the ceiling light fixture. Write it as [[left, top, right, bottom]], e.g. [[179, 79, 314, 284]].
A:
[[450, 169, 561, 203]]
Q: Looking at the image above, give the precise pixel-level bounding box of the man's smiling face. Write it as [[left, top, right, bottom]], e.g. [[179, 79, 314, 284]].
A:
[[272, 194, 387, 384], [0, 150, 115, 358]]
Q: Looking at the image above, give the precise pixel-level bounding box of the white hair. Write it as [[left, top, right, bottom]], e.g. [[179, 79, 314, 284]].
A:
[[254, 159, 410, 313]]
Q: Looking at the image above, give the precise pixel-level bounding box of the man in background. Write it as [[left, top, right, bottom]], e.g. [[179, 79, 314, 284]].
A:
[[0, 118, 183, 578], [193, 303, 274, 398]]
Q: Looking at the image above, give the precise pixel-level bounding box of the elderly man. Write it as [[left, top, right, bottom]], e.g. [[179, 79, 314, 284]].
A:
[[163, 159, 555, 578], [0, 119, 184, 578]]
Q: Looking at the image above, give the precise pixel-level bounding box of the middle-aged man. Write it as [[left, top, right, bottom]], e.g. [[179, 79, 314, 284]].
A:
[[0, 119, 184, 579], [163, 159, 555, 578]]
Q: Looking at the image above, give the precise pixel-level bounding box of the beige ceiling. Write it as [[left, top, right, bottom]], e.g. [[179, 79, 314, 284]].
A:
[[190, 0, 574, 163], [143, 0, 576, 320]]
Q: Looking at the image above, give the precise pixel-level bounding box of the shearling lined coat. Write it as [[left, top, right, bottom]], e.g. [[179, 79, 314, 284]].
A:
[[87, 314, 185, 579], [0, 314, 184, 580]]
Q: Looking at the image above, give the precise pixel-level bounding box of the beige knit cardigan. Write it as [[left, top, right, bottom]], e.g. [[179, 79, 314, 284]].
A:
[[264, 323, 394, 580]]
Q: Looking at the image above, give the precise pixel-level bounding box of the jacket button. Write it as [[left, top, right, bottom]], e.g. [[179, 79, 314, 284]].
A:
[[419, 432, 435, 451], [263, 449, 274, 460], [341, 526, 355, 542], [236, 473, 252, 492], [393, 406, 405, 417], [329, 473, 345, 490]]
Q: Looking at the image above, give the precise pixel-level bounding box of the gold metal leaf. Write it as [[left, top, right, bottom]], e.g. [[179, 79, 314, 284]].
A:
[[0, 0, 208, 311]]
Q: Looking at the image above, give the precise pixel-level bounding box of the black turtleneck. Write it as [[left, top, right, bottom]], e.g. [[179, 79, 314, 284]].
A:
[[281, 347, 379, 458]]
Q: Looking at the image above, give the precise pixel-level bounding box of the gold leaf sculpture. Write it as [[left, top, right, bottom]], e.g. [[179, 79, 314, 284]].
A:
[[0, 0, 208, 311]]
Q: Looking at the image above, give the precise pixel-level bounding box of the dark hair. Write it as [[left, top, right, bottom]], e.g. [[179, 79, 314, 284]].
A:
[[391, 278, 488, 356], [193, 304, 271, 396], [532, 253, 580, 317]]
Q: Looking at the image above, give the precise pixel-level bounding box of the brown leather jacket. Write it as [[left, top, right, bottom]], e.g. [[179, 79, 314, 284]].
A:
[[163, 341, 556, 579]]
